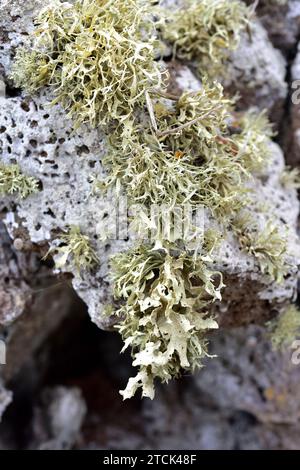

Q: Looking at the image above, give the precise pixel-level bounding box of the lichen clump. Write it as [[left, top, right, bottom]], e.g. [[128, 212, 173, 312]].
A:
[[280, 167, 300, 190], [11, 0, 165, 128], [103, 84, 272, 221], [162, 0, 250, 75], [269, 305, 300, 351], [46, 226, 98, 272], [233, 215, 289, 283], [111, 243, 222, 399], [0, 163, 38, 199]]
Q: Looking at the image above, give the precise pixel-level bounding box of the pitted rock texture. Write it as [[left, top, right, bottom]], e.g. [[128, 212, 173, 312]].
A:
[[0, 0, 46, 77], [224, 20, 288, 127], [245, 0, 300, 56], [0, 88, 131, 328]]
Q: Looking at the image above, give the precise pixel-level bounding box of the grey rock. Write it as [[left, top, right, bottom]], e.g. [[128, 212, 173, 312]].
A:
[[0, 382, 12, 421], [81, 326, 300, 450], [248, 0, 300, 56], [33, 386, 87, 450], [224, 20, 288, 127]]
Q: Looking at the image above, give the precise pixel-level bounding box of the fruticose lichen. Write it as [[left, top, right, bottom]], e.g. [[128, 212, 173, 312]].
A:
[[46, 226, 98, 272], [10, 0, 165, 129], [280, 167, 300, 190], [0, 163, 39, 199], [111, 242, 222, 399], [161, 0, 251, 76], [233, 213, 289, 283], [7, 0, 297, 400], [268, 305, 300, 351], [102, 84, 272, 222]]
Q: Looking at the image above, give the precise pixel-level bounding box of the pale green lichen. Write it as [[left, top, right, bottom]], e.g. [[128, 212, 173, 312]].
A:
[[231, 111, 273, 173], [0, 163, 39, 199], [268, 305, 300, 351], [111, 242, 223, 399], [280, 167, 300, 190], [46, 226, 98, 272], [233, 213, 289, 283], [10, 0, 166, 129], [10, 48, 52, 95], [161, 0, 250, 76], [102, 82, 271, 221]]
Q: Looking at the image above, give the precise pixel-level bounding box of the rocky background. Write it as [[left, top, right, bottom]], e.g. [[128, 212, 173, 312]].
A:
[[1, 0, 300, 450]]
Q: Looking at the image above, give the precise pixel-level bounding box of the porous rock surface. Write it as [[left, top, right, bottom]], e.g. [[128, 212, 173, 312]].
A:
[[224, 20, 288, 127], [0, 0, 300, 450], [245, 0, 300, 56]]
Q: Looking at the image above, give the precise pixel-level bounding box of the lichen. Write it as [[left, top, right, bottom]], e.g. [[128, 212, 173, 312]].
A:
[[268, 305, 300, 351], [233, 213, 289, 283], [161, 0, 251, 76], [0, 163, 39, 199], [101, 83, 272, 222], [111, 242, 223, 399], [231, 111, 273, 173], [10, 48, 52, 95], [45, 226, 98, 272], [280, 167, 300, 190], [10, 0, 166, 129]]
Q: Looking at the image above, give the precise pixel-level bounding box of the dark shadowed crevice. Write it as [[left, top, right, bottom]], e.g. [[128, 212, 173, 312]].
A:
[[0, 287, 140, 449]]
